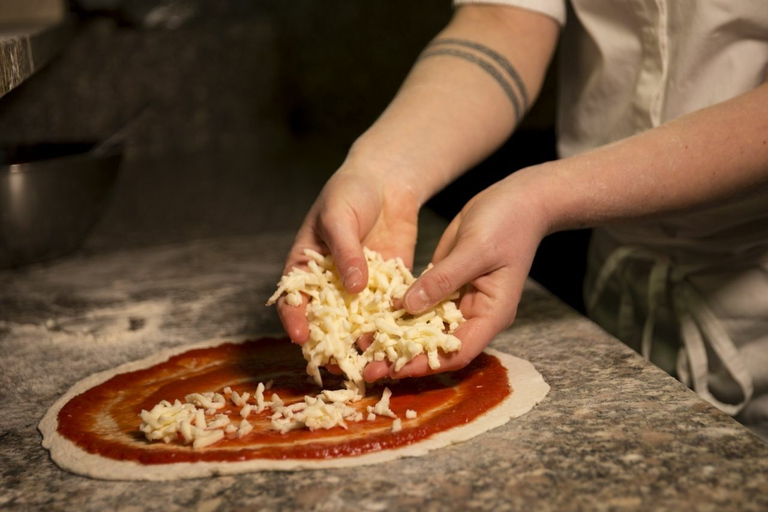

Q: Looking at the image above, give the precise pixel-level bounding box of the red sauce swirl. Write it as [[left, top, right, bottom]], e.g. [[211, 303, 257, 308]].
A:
[[56, 338, 510, 463]]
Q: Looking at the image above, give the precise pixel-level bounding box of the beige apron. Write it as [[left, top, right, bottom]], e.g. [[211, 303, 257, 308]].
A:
[[584, 190, 768, 431]]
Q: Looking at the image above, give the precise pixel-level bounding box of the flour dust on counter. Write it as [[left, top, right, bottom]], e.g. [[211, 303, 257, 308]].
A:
[[38, 335, 549, 480]]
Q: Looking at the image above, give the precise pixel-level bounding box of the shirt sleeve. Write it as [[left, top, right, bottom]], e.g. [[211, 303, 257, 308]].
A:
[[453, 0, 566, 26]]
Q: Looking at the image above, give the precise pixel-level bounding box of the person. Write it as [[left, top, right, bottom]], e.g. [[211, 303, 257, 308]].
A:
[[277, 1, 768, 438]]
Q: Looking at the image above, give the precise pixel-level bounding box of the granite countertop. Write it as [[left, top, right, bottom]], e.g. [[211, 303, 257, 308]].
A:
[[1, 223, 767, 511], [0, 0, 69, 98], [0, 20, 69, 99]]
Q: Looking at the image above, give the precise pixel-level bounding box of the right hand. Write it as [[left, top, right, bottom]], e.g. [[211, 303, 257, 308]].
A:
[[361, 166, 551, 382], [277, 158, 421, 345]]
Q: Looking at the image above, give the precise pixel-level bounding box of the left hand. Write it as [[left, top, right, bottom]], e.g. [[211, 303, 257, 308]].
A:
[[276, 158, 421, 346]]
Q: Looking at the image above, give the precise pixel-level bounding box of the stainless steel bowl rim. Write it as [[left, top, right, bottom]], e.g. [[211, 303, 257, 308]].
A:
[[2, 147, 123, 174]]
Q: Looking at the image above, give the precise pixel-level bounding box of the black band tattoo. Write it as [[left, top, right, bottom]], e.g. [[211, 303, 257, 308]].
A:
[[430, 38, 529, 111], [418, 48, 523, 123]]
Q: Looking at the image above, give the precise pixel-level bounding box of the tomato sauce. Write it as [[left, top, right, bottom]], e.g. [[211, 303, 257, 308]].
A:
[[56, 337, 511, 463]]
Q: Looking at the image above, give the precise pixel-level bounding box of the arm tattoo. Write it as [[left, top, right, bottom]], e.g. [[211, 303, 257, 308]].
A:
[[418, 48, 523, 123], [430, 38, 529, 111]]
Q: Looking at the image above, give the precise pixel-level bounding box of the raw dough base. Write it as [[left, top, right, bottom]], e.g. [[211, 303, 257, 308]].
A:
[[39, 335, 550, 481]]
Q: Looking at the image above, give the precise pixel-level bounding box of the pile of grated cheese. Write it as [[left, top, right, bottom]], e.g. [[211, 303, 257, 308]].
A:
[[266, 247, 464, 396], [140, 247, 462, 449], [139, 382, 417, 446]]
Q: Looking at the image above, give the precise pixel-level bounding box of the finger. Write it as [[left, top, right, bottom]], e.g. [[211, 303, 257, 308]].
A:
[[318, 212, 368, 294], [359, 333, 389, 382], [362, 360, 391, 382], [281, 217, 329, 274], [431, 214, 462, 264], [325, 364, 343, 375], [356, 332, 374, 351], [402, 241, 490, 315], [388, 315, 501, 379], [276, 294, 309, 344]]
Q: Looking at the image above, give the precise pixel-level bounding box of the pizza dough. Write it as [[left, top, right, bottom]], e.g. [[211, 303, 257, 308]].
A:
[[39, 335, 549, 481]]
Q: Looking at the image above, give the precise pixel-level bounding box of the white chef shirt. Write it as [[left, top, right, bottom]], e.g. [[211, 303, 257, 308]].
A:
[[454, 0, 768, 434]]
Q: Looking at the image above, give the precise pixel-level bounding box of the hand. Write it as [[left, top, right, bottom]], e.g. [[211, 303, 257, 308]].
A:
[[277, 159, 421, 345], [362, 168, 551, 381]]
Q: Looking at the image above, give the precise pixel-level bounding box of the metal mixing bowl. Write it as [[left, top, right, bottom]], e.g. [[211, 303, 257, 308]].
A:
[[0, 142, 122, 268]]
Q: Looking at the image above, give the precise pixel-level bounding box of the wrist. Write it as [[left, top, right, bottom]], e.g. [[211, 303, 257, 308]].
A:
[[499, 162, 575, 238], [344, 135, 451, 206]]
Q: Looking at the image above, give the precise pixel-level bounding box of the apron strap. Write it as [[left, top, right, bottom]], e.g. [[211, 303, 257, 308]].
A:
[[587, 246, 642, 313], [674, 285, 754, 415], [587, 245, 666, 355], [588, 245, 753, 416], [641, 259, 670, 360]]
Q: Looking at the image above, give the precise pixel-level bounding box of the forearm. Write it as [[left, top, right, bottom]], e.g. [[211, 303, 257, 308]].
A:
[[345, 5, 559, 205], [527, 82, 768, 233]]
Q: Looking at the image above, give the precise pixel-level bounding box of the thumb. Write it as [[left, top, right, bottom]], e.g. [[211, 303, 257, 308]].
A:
[[319, 214, 368, 294], [403, 244, 486, 315]]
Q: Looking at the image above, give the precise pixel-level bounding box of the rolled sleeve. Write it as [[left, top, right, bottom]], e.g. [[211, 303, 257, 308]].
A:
[[453, 0, 566, 26]]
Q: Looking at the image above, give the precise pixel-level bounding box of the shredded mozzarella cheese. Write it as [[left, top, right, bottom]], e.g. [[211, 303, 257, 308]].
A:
[[193, 429, 224, 449], [266, 248, 465, 395], [371, 387, 396, 418], [140, 381, 413, 449], [237, 419, 254, 438]]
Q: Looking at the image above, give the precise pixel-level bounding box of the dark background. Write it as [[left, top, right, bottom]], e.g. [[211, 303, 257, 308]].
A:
[[0, 0, 588, 312]]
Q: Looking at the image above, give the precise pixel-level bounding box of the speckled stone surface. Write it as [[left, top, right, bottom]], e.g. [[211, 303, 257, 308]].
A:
[[1, 228, 767, 512], [0, 21, 68, 98]]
